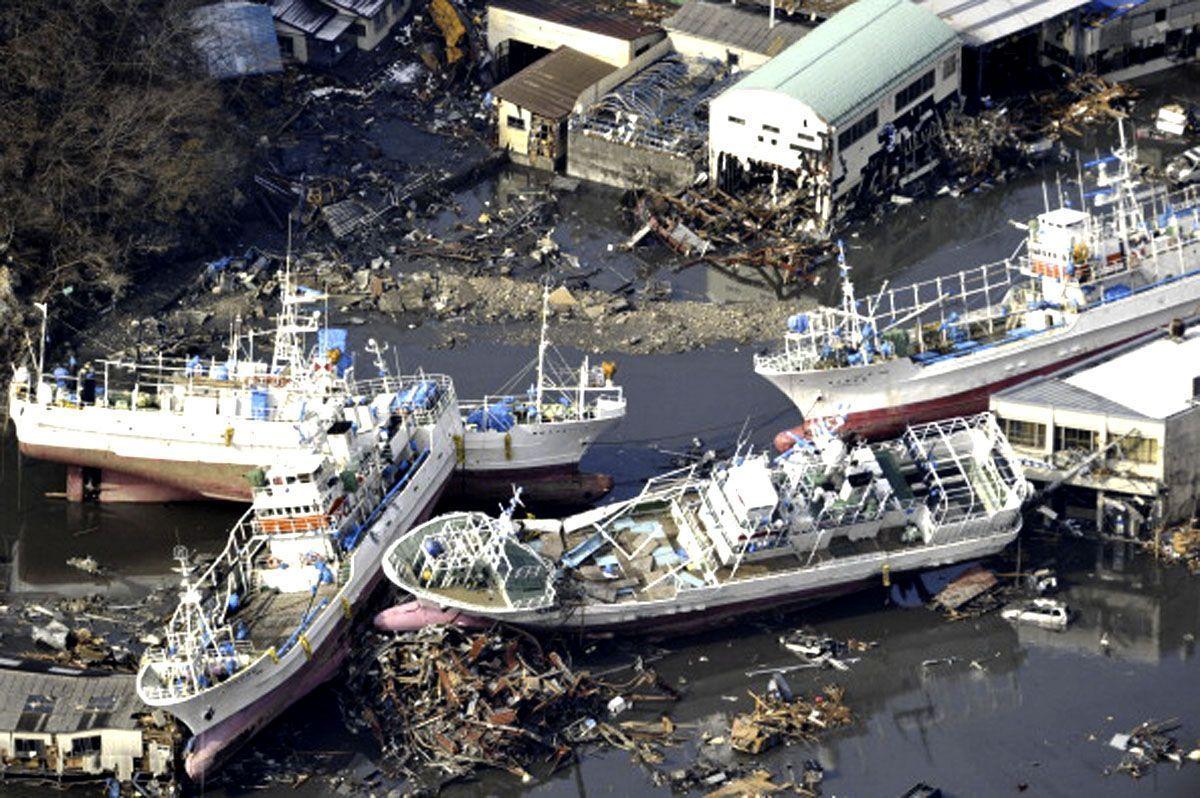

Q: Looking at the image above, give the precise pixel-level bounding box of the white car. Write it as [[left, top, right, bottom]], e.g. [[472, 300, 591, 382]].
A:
[[1166, 146, 1200, 185], [1000, 598, 1071, 630]]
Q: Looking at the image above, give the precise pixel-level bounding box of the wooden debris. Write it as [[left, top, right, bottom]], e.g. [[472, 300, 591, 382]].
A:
[[342, 625, 679, 787], [729, 685, 852, 755]]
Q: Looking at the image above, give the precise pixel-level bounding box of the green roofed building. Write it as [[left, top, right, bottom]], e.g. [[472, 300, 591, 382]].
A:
[[708, 0, 960, 230]]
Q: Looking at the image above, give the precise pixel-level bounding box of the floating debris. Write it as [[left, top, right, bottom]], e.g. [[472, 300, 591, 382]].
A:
[[779, 630, 876, 670], [343, 625, 679, 788], [1106, 719, 1189, 778], [729, 685, 852, 755], [66, 555, 102, 575], [1000, 598, 1072, 630]]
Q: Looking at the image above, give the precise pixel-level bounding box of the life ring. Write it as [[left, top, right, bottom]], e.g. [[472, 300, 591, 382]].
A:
[[265, 555, 280, 569]]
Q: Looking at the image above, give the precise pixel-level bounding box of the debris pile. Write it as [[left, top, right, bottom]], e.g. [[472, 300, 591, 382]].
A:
[[1106, 719, 1196, 778], [343, 625, 679, 788], [1043, 74, 1137, 137], [633, 187, 834, 276], [778, 630, 876, 671], [729, 684, 852, 755], [1144, 523, 1200, 572]]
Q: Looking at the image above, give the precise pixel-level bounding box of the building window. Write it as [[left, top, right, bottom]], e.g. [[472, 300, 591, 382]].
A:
[[727, 51, 740, 67], [728, 116, 745, 125], [1054, 425, 1097, 452], [1002, 419, 1046, 450], [71, 736, 103, 755], [894, 69, 935, 113], [277, 36, 294, 56], [14, 738, 42, 756], [796, 132, 814, 142], [836, 109, 878, 151], [349, 22, 366, 37], [790, 143, 807, 152], [942, 53, 958, 81], [1155, 8, 1166, 21], [1121, 435, 1158, 464], [762, 124, 780, 134], [506, 115, 526, 131]]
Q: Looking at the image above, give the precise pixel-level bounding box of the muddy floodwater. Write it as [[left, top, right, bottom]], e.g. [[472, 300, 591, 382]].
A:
[[4, 68, 1200, 797]]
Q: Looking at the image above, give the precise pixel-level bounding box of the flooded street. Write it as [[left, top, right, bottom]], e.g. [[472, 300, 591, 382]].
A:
[[4, 67, 1200, 797]]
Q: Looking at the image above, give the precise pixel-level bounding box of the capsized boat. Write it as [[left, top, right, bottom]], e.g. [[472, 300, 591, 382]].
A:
[[756, 125, 1200, 447], [382, 413, 1031, 632], [449, 284, 626, 505], [135, 372, 460, 780]]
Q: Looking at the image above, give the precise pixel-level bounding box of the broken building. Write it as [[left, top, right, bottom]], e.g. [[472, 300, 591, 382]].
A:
[[990, 324, 1200, 534], [493, 46, 617, 170], [486, 0, 663, 78], [708, 0, 961, 230], [1042, 0, 1200, 81], [0, 660, 173, 784], [271, 0, 410, 67], [662, 0, 812, 70], [913, 0, 1092, 104]]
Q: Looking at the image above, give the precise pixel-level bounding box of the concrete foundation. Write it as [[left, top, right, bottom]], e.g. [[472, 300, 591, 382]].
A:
[[566, 128, 698, 192]]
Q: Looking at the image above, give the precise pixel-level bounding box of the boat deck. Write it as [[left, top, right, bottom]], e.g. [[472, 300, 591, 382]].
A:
[[241, 584, 340, 650]]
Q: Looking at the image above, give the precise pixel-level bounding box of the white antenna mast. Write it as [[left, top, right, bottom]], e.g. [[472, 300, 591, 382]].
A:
[[534, 283, 550, 413]]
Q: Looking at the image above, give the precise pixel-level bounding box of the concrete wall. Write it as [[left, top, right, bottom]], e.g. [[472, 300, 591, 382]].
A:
[[566, 127, 698, 191], [275, 24, 310, 64], [1164, 407, 1200, 524], [497, 98, 533, 158], [487, 6, 662, 67], [667, 31, 773, 70]]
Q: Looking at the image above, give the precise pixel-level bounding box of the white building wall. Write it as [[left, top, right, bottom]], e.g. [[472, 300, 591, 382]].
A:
[[666, 31, 774, 69], [487, 7, 660, 67], [708, 44, 960, 219]]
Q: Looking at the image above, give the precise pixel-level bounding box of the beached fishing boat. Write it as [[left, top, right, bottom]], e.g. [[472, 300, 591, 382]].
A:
[[135, 372, 460, 779], [755, 126, 1200, 447], [9, 274, 623, 504], [382, 413, 1030, 632], [449, 285, 626, 504]]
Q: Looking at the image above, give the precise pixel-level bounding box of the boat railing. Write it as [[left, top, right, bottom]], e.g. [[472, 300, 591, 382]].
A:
[[460, 384, 625, 423]]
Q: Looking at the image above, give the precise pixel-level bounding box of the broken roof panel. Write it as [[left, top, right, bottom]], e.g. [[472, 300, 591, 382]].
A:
[[493, 46, 617, 119], [272, 0, 335, 34], [664, 0, 810, 58], [911, 0, 1091, 47], [191, 1, 284, 79], [488, 0, 658, 41], [316, 13, 355, 41]]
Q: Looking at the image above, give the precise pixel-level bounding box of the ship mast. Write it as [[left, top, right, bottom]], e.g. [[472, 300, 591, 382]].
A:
[[534, 283, 550, 413]]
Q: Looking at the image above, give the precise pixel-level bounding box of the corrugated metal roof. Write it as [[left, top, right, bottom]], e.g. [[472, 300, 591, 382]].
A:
[[722, 0, 958, 126], [325, 0, 388, 18], [272, 0, 335, 34], [488, 0, 658, 41], [191, 1, 284, 79], [0, 662, 144, 735], [316, 13, 355, 41], [995, 377, 1150, 420], [493, 46, 617, 119], [912, 0, 1090, 47], [664, 1, 810, 57]]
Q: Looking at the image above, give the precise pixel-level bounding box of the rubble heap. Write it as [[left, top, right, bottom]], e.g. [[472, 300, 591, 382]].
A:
[[729, 685, 852, 755], [343, 625, 679, 787]]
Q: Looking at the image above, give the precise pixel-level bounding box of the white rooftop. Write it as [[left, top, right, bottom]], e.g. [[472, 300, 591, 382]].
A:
[[1039, 206, 1089, 228], [911, 0, 1089, 47], [1064, 327, 1200, 420], [266, 452, 326, 479]]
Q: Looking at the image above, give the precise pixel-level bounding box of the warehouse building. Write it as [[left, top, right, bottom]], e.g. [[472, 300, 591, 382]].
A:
[[662, 0, 811, 70], [990, 324, 1200, 535], [708, 0, 961, 230], [493, 46, 617, 170], [1041, 0, 1200, 81], [486, 0, 663, 79]]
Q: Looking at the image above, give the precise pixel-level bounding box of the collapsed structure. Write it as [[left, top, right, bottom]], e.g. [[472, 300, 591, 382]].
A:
[[271, 0, 411, 67], [708, 0, 961, 229]]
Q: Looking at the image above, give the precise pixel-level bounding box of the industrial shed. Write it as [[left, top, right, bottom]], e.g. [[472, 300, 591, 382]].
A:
[[708, 0, 960, 229], [486, 0, 663, 78], [493, 46, 617, 170], [662, 0, 811, 70], [0, 660, 173, 783]]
